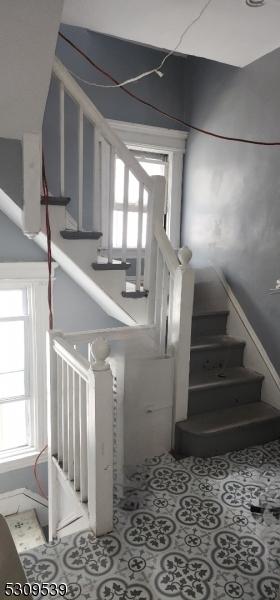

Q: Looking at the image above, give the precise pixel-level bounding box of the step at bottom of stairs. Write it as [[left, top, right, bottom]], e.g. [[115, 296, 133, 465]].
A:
[[175, 402, 280, 458]]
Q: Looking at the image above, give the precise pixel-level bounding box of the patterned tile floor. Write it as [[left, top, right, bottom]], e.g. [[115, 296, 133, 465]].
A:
[[20, 440, 280, 599]]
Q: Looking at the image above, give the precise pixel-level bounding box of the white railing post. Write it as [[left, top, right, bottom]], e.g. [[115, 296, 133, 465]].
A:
[[46, 330, 62, 541], [87, 338, 113, 536], [145, 175, 166, 323], [168, 246, 194, 432], [22, 132, 41, 237]]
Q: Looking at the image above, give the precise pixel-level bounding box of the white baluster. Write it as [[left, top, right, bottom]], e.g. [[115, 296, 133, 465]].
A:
[[59, 82, 65, 197], [93, 127, 101, 231], [108, 148, 115, 262], [67, 365, 74, 481], [136, 183, 144, 291], [73, 371, 80, 491], [78, 107, 84, 229], [122, 166, 129, 264], [56, 355, 62, 462], [62, 360, 68, 472], [79, 376, 88, 501]]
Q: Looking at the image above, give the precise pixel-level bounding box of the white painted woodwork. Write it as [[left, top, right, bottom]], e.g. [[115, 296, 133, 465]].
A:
[[59, 82, 65, 197], [0, 0, 63, 139], [22, 133, 41, 237], [78, 107, 84, 230], [48, 332, 114, 539], [168, 262, 194, 427], [124, 355, 174, 465]]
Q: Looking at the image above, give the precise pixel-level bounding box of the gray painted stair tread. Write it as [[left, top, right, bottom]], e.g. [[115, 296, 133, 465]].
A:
[[60, 230, 102, 240], [92, 260, 131, 271], [121, 290, 148, 298], [192, 310, 229, 319], [189, 366, 264, 390], [191, 334, 245, 350], [41, 196, 70, 206], [177, 402, 280, 436]]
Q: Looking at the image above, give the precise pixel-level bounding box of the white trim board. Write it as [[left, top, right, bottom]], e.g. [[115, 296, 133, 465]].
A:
[[214, 266, 280, 410], [0, 488, 48, 526]]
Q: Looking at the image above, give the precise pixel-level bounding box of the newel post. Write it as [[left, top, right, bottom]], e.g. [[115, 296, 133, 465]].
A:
[[87, 338, 113, 536], [22, 132, 42, 237], [170, 246, 194, 433]]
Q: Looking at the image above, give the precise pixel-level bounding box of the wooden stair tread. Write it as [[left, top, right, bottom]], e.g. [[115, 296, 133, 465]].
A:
[[189, 366, 264, 390], [121, 290, 148, 298], [177, 402, 280, 436], [192, 310, 229, 319], [41, 196, 70, 206], [60, 230, 102, 240], [92, 260, 131, 271]]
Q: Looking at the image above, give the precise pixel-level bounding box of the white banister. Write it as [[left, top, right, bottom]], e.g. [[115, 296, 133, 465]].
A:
[[169, 246, 194, 427], [87, 338, 113, 535], [48, 331, 114, 539], [108, 147, 115, 262], [78, 106, 84, 229], [59, 82, 65, 197]]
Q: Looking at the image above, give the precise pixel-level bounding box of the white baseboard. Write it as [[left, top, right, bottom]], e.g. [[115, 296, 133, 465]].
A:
[[0, 488, 48, 526], [214, 266, 280, 409]]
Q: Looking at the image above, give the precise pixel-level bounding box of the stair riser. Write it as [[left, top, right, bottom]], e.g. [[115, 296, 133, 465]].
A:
[[175, 417, 280, 458], [190, 345, 244, 373], [188, 379, 262, 416], [192, 314, 228, 338]]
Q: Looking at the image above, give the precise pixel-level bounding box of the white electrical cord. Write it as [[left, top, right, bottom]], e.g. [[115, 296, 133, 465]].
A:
[[68, 0, 214, 88]]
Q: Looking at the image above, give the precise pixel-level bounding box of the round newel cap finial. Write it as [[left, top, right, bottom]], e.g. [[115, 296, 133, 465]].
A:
[[90, 337, 110, 371], [178, 246, 192, 266]]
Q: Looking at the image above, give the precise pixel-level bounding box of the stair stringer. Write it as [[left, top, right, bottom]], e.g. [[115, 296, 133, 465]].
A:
[[0, 188, 142, 326]]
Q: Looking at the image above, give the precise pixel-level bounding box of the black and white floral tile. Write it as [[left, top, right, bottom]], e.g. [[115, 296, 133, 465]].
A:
[[20, 440, 280, 600]]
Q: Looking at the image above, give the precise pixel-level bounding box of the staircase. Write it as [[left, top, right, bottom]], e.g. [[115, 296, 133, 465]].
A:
[[175, 308, 280, 457], [2, 48, 280, 539]]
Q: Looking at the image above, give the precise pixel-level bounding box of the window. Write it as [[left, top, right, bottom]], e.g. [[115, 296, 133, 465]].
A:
[[112, 152, 168, 250], [0, 263, 55, 472], [108, 120, 187, 250]]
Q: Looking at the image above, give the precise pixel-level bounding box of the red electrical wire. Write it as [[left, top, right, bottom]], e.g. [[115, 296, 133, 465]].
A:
[[59, 31, 280, 147], [33, 444, 48, 500], [33, 158, 53, 498]]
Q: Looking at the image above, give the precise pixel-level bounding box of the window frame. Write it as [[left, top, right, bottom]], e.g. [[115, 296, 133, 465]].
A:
[[0, 262, 57, 473], [108, 119, 188, 250]]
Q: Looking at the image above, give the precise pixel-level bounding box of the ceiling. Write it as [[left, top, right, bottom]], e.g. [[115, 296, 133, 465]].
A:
[[62, 0, 280, 68]]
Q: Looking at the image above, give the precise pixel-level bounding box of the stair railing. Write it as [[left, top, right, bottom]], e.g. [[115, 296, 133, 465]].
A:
[[52, 58, 154, 293], [47, 331, 114, 539], [146, 175, 195, 426]]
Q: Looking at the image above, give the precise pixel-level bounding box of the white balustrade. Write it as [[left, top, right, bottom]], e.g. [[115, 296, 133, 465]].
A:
[[47, 331, 114, 539]]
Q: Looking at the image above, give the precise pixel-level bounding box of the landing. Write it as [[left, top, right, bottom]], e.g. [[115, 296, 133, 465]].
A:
[[20, 440, 280, 599]]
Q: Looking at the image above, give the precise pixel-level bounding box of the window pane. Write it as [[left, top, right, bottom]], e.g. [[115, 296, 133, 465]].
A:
[[113, 210, 123, 248], [128, 171, 139, 206], [115, 158, 125, 204], [0, 321, 25, 373], [139, 160, 165, 177], [0, 289, 25, 318], [0, 371, 25, 399], [127, 212, 138, 248], [0, 400, 28, 451]]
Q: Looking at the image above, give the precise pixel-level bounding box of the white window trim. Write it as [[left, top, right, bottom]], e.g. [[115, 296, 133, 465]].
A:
[[108, 119, 188, 249], [0, 262, 57, 473]]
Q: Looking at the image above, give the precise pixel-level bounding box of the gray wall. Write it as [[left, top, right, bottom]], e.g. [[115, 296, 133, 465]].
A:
[[182, 48, 280, 374]]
